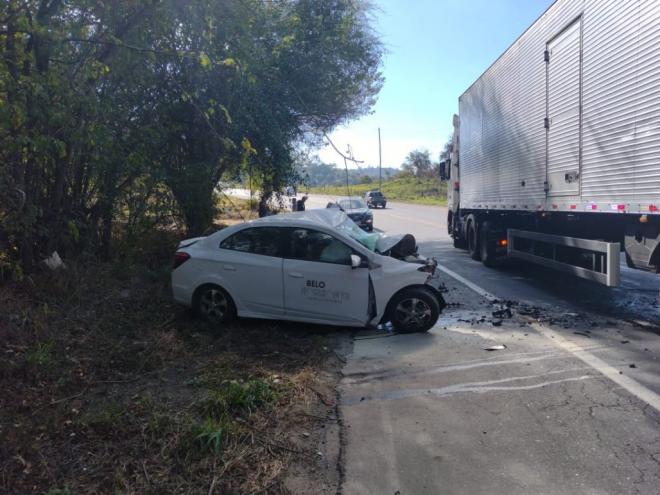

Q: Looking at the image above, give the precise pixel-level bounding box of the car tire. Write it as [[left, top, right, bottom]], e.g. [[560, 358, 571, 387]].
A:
[[193, 284, 236, 324], [387, 287, 440, 333], [466, 215, 481, 261]]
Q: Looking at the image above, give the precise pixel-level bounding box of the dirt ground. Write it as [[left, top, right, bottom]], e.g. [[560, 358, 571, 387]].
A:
[[0, 256, 350, 494]]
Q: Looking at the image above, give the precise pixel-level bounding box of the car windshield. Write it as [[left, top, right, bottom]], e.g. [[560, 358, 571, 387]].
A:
[[338, 198, 366, 209], [369, 192, 383, 197], [334, 215, 380, 250]]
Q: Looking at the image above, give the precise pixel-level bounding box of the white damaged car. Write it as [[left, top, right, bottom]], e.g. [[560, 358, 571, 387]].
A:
[[171, 209, 446, 333]]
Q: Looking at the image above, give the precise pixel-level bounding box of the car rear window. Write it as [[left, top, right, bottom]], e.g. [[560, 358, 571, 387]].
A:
[[220, 227, 281, 257], [338, 199, 366, 209]]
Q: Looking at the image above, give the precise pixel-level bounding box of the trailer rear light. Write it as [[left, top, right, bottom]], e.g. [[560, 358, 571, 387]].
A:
[[173, 251, 191, 269], [497, 239, 508, 247], [650, 205, 658, 212], [453, 181, 460, 191], [570, 204, 577, 210]]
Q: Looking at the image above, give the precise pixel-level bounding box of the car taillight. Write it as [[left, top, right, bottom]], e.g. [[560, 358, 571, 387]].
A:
[[173, 251, 190, 269]]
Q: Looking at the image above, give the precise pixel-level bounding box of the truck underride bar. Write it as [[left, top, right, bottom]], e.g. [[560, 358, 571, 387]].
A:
[[507, 229, 621, 287]]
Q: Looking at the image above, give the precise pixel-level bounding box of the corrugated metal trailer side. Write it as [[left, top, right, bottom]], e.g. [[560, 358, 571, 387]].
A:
[[459, 0, 660, 215]]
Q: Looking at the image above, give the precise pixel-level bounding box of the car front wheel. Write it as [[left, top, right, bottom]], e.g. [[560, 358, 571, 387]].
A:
[[387, 287, 440, 333], [193, 284, 236, 324]]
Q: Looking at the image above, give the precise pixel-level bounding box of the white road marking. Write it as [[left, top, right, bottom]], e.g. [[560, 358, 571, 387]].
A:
[[436, 264, 498, 302], [344, 371, 594, 405], [529, 322, 660, 412], [439, 266, 660, 413]]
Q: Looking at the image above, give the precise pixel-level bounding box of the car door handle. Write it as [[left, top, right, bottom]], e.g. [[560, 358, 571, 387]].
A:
[[223, 265, 237, 271], [288, 272, 304, 278]]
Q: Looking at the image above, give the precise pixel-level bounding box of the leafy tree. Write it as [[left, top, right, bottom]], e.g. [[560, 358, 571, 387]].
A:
[[402, 149, 434, 178], [0, 0, 383, 272]]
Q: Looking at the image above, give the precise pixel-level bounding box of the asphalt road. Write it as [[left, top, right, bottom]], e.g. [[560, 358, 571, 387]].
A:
[[299, 196, 660, 495], [229, 190, 660, 493]]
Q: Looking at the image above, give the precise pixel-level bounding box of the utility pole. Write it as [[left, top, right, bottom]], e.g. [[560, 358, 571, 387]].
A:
[[378, 127, 382, 190]]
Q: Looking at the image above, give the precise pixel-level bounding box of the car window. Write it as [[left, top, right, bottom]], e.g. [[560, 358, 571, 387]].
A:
[[287, 228, 353, 265], [338, 198, 367, 209], [219, 227, 282, 257]]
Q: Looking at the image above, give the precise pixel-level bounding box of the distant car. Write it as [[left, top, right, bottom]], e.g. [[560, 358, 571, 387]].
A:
[[365, 190, 387, 209], [172, 209, 445, 333], [331, 196, 373, 231]]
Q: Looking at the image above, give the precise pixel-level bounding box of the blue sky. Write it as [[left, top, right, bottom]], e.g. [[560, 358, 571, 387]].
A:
[[318, 0, 554, 169]]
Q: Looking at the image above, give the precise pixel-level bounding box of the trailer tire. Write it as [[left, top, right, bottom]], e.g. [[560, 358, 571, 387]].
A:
[[467, 216, 481, 261], [479, 221, 497, 267]]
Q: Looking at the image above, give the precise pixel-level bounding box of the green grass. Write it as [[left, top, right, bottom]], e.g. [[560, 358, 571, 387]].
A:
[[309, 176, 447, 206], [25, 340, 55, 368], [191, 417, 239, 456], [197, 379, 278, 419]]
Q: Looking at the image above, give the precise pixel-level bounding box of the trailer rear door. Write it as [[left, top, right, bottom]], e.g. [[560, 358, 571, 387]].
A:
[[546, 18, 582, 197]]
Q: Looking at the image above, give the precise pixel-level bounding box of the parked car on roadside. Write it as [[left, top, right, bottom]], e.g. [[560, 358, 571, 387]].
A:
[[172, 209, 445, 333], [365, 190, 387, 209], [330, 196, 373, 231]]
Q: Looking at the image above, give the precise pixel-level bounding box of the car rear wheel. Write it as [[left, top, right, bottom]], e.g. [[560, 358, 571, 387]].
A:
[[193, 284, 236, 324], [387, 287, 440, 333]]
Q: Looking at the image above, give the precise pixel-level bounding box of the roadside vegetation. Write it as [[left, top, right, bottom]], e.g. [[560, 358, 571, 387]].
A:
[[310, 176, 447, 206], [1, 1, 380, 492], [1, 235, 343, 493], [0, 0, 383, 277]]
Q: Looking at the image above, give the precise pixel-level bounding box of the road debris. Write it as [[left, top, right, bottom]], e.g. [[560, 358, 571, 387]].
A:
[[484, 344, 507, 351], [492, 306, 513, 319]]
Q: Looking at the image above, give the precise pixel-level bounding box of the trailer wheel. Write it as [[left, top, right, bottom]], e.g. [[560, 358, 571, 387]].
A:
[[466, 216, 481, 261], [479, 221, 496, 267]]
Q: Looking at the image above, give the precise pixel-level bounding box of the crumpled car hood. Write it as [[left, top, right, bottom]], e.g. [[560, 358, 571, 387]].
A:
[[375, 234, 405, 253]]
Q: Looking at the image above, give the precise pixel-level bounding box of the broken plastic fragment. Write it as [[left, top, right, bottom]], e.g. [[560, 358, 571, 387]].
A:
[[484, 344, 507, 351]]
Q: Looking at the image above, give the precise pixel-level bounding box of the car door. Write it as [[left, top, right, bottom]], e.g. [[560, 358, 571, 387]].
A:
[[282, 227, 370, 325], [217, 226, 284, 317]]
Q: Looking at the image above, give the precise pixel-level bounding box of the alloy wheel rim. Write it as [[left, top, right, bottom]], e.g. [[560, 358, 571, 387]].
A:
[[395, 297, 432, 330], [200, 289, 228, 321]]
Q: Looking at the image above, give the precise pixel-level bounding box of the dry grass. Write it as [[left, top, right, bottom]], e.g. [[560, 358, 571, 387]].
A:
[[0, 236, 343, 494]]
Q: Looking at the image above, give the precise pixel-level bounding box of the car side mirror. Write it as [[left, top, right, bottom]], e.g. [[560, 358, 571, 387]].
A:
[[350, 254, 362, 269]]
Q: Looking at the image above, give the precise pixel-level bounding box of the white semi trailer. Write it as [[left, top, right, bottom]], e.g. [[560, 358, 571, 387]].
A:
[[443, 0, 660, 286]]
